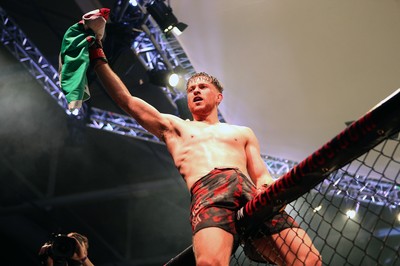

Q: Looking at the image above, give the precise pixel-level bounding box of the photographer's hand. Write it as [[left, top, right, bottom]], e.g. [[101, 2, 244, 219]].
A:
[[68, 233, 94, 266], [38, 243, 54, 266]]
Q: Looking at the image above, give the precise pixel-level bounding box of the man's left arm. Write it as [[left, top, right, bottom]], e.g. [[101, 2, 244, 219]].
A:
[[244, 127, 274, 189]]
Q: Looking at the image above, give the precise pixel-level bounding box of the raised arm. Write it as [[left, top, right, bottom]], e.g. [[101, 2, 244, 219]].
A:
[[244, 127, 274, 188], [91, 46, 172, 140]]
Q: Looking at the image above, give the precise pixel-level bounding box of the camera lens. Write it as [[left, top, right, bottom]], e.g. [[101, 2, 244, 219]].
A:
[[51, 235, 76, 258]]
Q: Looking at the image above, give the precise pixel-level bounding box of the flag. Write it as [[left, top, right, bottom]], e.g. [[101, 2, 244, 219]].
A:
[[59, 8, 110, 111]]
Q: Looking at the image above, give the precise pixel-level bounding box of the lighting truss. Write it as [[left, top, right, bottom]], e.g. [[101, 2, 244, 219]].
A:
[[262, 155, 298, 179], [122, 0, 194, 114], [88, 107, 161, 144], [131, 1, 196, 78], [0, 7, 68, 111], [316, 169, 400, 207]]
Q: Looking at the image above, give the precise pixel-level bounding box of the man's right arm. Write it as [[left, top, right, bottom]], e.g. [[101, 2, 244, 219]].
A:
[[94, 62, 171, 140]]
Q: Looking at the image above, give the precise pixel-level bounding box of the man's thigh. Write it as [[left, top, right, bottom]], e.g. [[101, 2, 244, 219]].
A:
[[245, 227, 320, 265], [193, 227, 234, 264]]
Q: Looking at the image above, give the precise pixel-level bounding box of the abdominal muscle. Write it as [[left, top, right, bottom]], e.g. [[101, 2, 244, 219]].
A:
[[169, 133, 250, 191]]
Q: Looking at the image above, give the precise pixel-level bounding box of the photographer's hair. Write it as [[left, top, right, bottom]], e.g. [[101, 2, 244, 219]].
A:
[[186, 72, 224, 93]]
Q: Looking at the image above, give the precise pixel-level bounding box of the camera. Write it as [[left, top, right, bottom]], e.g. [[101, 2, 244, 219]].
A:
[[40, 233, 87, 266], [49, 234, 77, 259]]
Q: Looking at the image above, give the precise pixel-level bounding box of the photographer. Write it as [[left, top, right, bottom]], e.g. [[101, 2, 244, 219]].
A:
[[38, 232, 94, 266]]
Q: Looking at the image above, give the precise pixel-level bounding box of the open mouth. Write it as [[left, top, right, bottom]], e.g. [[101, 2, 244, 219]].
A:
[[193, 96, 202, 102]]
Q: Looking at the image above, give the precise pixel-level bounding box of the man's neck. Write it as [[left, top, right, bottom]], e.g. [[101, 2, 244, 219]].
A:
[[192, 108, 220, 124]]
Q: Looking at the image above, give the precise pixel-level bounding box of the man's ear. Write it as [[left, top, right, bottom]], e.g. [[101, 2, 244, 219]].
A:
[[217, 93, 223, 105]]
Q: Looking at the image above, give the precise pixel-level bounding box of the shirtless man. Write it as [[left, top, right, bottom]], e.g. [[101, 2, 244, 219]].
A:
[[90, 43, 321, 265]]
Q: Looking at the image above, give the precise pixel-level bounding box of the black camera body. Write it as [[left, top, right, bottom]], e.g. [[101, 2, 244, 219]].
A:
[[50, 234, 77, 259]]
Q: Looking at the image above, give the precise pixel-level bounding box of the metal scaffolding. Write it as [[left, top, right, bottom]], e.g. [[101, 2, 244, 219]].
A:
[[0, 7, 68, 111], [318, 169, 400, 207]]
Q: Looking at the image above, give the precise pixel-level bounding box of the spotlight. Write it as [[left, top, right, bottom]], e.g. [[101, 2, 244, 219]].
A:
[[168, 73, 180, 87], [148, 69, 181, 88], [146, 0, 188, 35], [313, 205, 322, 213], [345, 202, 359, 219], [346, 209, 356, 219], [66, 108, 80, 116], [171, 22, 188, 36], [129, 0, 138, 6]]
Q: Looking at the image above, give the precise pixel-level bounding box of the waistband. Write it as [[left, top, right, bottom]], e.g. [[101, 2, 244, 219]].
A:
[[190, 167, 241, 195]]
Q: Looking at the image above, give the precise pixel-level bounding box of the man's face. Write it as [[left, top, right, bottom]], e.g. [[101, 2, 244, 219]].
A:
[[186, 77, 222, 115]]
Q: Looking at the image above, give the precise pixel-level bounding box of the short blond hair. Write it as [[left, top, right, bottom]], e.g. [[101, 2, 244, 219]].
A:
[[186, 72, 224, 93]]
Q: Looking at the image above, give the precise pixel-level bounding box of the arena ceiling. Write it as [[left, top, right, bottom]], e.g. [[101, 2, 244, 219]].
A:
[[1, 0, 400, 265]]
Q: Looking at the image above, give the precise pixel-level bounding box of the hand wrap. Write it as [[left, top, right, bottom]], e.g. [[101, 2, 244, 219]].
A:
[[89, 39, 108, 69]]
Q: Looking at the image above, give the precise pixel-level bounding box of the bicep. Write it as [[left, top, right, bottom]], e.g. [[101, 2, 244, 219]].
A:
[[124, 98, 175, 140], [95, 64, 176, 140]]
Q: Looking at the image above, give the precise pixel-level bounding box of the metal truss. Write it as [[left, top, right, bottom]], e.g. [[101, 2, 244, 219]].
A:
[[110, 0, 191, 104], [262, 155, 298, 179], [132, 20, 184, 103], [2, 5, 399, 207], [317, 169, 400, 207], [131, 1, 196, 79], [315, 136, 400, 207], [0, 7, 68, 111]]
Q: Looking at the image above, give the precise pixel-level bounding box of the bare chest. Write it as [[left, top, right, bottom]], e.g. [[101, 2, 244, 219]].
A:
[[184, 123, 245, 145]]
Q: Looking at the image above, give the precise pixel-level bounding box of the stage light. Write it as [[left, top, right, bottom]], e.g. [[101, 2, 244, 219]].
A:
[[346, 209, 356, 219], [129, 0, 138, 7], [168, 73, 179, 87], [146, 0, 187, 35], [66, 108, 80, 116], [171, 22, 188, 36], [345, 202, 360, 219], [313, 205, 322, 213], [148, 69, 181, 88]]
